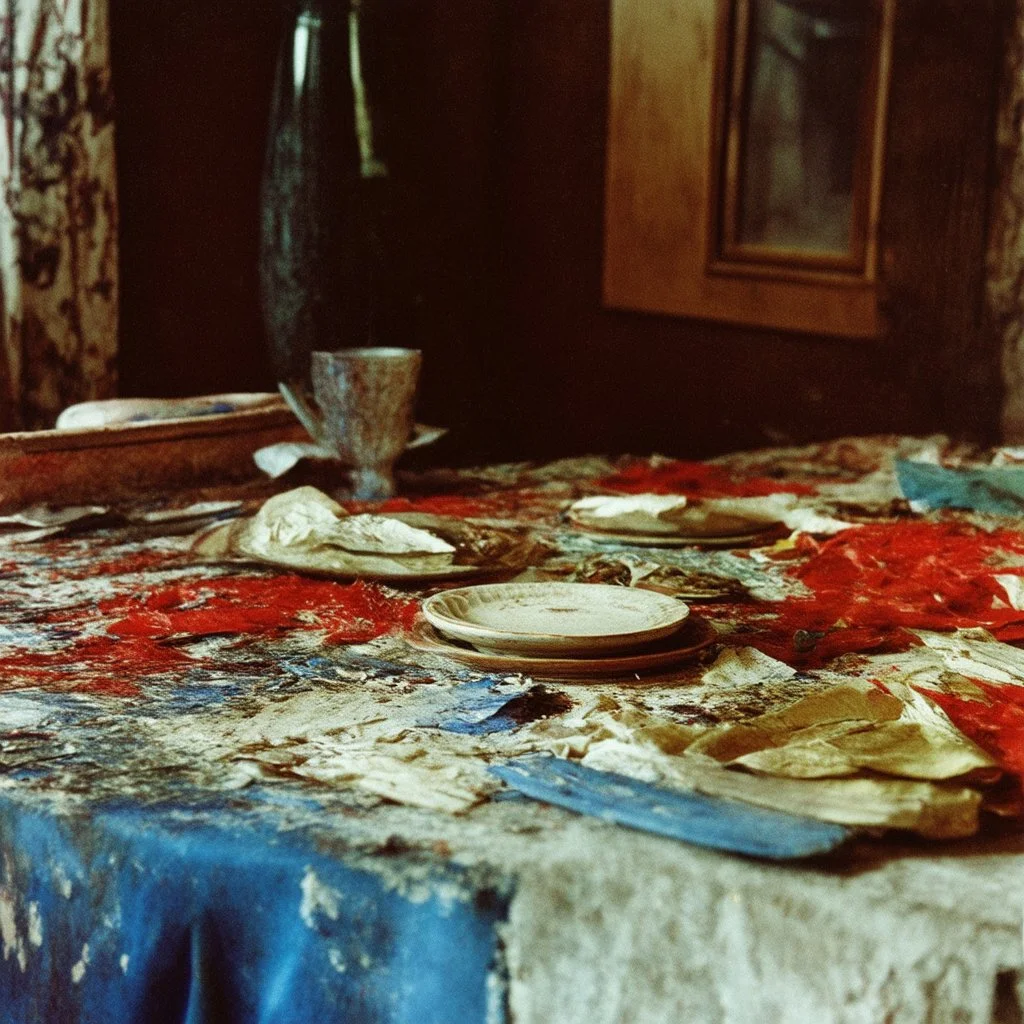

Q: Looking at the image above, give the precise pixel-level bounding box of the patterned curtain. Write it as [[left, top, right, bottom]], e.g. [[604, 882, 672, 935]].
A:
[[0, 0, 117, 431]]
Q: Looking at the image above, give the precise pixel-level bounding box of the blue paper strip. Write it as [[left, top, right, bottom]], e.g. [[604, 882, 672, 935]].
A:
[[491, 755, 851, 860], [895, 459, 1024, 515]]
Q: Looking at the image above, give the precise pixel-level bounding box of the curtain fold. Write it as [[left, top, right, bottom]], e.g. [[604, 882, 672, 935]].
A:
[[0, 0, 118, 431]]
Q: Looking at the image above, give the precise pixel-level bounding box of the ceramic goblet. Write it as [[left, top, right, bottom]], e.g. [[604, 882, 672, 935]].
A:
[[310, 347, 423, 500]]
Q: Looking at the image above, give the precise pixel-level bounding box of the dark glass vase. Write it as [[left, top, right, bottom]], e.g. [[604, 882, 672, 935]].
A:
[[259, 0, 418, 436]]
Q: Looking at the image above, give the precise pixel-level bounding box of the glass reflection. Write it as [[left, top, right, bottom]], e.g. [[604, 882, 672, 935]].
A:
[[736, 0, 872, 257]]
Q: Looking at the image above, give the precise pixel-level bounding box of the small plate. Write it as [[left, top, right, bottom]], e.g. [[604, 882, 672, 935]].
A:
[[567, 520, 781, 548], [422, 582, 689, 656], [407, 614, 717, 678]]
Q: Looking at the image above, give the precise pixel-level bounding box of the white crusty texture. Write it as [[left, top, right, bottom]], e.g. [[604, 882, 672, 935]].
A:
[[499, 817, 1024, 1024]]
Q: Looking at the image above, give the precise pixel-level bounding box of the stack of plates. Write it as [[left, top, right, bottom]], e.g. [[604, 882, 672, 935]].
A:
[[413, 582, 716, 678], [565, 495, 782, 548]]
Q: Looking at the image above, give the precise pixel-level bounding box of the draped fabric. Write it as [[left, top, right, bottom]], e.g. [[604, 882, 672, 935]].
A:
[[0, 0, 118, 431], [993, 0, 1024, 442]]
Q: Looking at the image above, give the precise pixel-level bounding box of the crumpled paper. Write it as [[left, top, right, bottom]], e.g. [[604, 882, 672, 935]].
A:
[[685, 677, 997, 781], [578, 741, 983, 839], [196, 486, 460, 577], [505, 646, 999, 838], [192, 485, 547, 579], [0, 500, 242, 543], [511, 682, 990, 838]]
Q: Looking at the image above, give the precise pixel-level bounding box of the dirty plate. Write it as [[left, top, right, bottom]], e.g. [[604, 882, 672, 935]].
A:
[[422, 582, 689, 656], [568, 522, 780, 548], [192, 519, 489, 581], [192, 512, 545, 583], [408, 614, 716, 678]]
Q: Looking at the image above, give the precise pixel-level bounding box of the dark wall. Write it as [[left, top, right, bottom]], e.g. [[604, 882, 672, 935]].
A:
[[110, 0, 281, 400], [110, 0, 1007, 465]]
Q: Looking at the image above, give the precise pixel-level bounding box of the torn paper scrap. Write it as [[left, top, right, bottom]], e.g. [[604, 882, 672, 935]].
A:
[[911, 628, 1024, 687], [253, 442, 339, 479], [253, 425, 448, 479], [699, 646, 797, 689], [569, 494, 691, 535], [291, 745, 494, 814]]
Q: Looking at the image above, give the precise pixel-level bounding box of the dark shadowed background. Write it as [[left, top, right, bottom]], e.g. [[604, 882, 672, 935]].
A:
[[109, 0, 1008, 465]]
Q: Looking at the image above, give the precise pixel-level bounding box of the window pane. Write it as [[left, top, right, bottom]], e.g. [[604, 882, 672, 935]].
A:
[[737, 0, 872, 255]]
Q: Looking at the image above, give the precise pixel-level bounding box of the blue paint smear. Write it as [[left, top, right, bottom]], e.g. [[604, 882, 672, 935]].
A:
[[424, 678, 531, 736], [896, 459, 1024, 515], [0, 798, 510, 1024], [158, 674, 251, 712], [281, 653, 415, 683], [492, 756, 851, 861], [440, 714, 523, 737]]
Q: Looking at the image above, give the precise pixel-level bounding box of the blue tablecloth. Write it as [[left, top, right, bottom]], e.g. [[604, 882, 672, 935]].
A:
[[0, 766, 508, 1023]]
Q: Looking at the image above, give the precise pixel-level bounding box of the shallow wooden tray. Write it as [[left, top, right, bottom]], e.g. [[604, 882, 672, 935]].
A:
[[0, 406, 307, 511]]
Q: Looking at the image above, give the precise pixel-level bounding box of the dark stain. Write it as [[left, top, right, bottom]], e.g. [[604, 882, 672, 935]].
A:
[[375, 834, 413, 857], [993, 970, 1023, 1024], [84, 67, 115, 129], [495, 685, 572, 726], [664, 703, 721, 727], [793, 629, 826, 653]]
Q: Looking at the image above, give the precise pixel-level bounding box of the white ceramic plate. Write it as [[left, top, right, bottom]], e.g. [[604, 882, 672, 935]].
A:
[[408, 614, 716, 678], [422, 582, 689, 656]]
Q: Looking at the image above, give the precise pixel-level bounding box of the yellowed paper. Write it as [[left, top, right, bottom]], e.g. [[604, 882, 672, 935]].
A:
[[685, 680, 996, 781]]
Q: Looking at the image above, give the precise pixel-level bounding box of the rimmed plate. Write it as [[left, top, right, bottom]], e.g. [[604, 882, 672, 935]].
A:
[[407, 614, 717, 678], [193, 519, 491, 582], [566, 519, 781, 549], [422, 582, 689, 656]]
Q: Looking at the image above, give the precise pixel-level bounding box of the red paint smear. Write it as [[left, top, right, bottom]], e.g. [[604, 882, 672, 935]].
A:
[[72, 677, 144, 698], [348, 494, 500, 518], [67, 549, 179, 579], [4, 575, 419, 698], [0, 635, 185, 696], [736, 521, 1024, 667], [101, 574, 420, 644], [925, 681, 1024, 776], [347, 488, 559, 522], [595, 459, 817, 498]]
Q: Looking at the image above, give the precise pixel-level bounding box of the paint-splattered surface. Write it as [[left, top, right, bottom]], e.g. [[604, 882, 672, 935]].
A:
[[0, 436, 1022, 1023]]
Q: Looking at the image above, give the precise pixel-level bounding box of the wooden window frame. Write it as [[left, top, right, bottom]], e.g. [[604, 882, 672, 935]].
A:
[[603, 0, 895, 338]]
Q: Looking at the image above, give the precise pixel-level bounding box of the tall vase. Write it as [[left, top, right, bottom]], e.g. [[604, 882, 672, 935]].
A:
[[259, 0, 417, 438]]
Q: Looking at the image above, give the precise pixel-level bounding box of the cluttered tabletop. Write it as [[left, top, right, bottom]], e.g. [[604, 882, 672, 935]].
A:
[[0, 429, 1022, 1024]]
